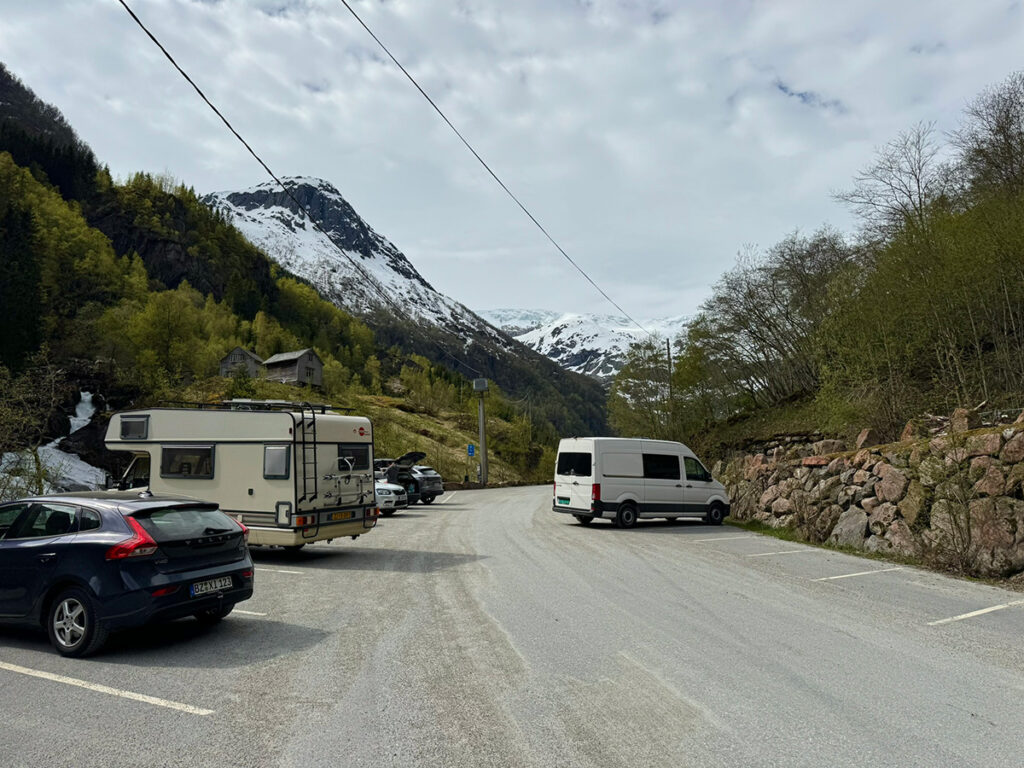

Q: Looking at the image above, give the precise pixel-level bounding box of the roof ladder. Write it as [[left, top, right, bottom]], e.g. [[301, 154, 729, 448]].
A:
[[297, 403, 319, 505]]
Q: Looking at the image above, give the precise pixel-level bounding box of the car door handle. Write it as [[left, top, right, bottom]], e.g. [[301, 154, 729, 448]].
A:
[[686, 484, 693, 488], [572, 481, 579, 485], [675, 484, 683, 488], [37, 553, 57, 564]]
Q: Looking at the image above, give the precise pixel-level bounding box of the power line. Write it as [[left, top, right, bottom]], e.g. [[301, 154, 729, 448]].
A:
[[334, 0, 652, 338], [115, 0, 482, 377]]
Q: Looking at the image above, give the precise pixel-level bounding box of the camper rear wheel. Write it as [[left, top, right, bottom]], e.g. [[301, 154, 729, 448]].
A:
[[573, 514, 593, 525], [706, 503, 725, 526], [615, 503, 638, 529]]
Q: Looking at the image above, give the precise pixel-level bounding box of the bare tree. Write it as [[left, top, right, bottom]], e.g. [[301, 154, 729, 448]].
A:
[[835, 122, 950, 243], [950, 71, 1024, 198]]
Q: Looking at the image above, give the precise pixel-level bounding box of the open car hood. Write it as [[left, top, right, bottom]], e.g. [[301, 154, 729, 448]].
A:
[[393, 451, 427, 468]]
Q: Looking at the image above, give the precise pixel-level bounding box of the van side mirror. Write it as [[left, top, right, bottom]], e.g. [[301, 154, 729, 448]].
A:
[[103, 472, 114, 490]]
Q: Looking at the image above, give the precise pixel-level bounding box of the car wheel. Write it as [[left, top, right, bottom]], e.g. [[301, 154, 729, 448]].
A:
[[194, 604, 234, 625], [47, 586, 108, 658], [615, 503, 638, 529], [706, 503, 725, 526], [381, 508, 396, 517], [573, 514, 593, 525], [421, 494, 435, 505]]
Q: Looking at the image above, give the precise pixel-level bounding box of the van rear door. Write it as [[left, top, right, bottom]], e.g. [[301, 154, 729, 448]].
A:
[[555, 448, 593, 511]]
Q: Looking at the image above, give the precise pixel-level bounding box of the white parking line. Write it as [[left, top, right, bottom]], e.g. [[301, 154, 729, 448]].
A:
[[439, 492, 456, 504], [691, 535, 756, 543], [927, 599, 1024, 626], [746, 549, 814, 557], [254, 567, 303, 575], [0, 661, 214, 716], [814, 567, 903, 582], [233, 609, 267, 616]]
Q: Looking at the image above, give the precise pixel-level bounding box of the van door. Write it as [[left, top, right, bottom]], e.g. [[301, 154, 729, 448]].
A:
[[683, 456, 715, 514], [641, 453, 684, 516], [555, 450, 593, 511]]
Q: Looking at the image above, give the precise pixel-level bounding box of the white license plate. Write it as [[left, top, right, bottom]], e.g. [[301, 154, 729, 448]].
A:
[[190, 576, 233, 597]]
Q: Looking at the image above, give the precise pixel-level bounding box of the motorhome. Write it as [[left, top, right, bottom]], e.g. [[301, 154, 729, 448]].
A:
[[553, 437, 730, 528], [104, 400, 379, 548]]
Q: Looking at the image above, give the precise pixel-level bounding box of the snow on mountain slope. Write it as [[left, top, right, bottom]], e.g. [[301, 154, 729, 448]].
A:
[[479, 309, 690, 379], [202, 177, 510, 349]]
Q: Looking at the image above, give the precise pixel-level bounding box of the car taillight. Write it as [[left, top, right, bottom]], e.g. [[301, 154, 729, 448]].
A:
[[151, 586, 179, 597], [592, 483, 601, 501], [106, 516, 158, 560], [235, 518, 249, 543]]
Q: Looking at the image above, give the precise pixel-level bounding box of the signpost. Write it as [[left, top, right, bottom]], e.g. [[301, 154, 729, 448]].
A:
[[468, 444, 475, 457]]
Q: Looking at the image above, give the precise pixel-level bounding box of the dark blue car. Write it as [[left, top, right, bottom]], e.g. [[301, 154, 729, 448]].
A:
[[0, 491, 254, 657]]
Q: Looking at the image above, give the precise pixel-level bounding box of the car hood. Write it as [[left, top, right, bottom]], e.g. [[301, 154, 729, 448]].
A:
[[393, 451, 427, 468], [375, 482, 406, 493]]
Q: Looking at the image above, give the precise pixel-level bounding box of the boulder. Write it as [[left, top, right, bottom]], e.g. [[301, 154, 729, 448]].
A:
[[1016, 409, 1024, 424], [759, 485, 782, 511], [853, 469, 870, 484], [887, 519, 921, 557], [864, 535, 894, 553], [855, 429, 882, 449], [875, 463, 909, 503], [852, 449, 874, 468], [968, 455, 999, 482], [862, 496, 881, 514], [802, 456, 829, 467], [771, 497, 793, 517], [828, 508, 868, 549], [1000, 431, 1024, 464], [897, 481, 928, 527], [968, 498, 1017, 575], [965, 432, 1002, 458], [809, 504, 845, 544], [899, 419, 927, 442], [973, 465, 1005, 498], [951, 407, 982, 433], [812, 439, 846, 455], [1005, 463, 1024, 496], [826, 457, 848, 474], [917, 456, 946, 488]]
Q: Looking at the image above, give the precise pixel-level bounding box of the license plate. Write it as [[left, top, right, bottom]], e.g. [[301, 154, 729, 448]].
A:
[[557, 497, 570, 505], [190, 576, 232, 597], [329, 511, 354, 521]]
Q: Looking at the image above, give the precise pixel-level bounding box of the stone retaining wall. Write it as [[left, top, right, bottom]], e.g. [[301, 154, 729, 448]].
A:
[[717, 428, 1024, 578]]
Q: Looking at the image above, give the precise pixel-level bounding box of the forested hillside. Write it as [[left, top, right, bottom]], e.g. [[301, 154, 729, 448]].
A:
[[0, 62, 576, 485], [611, 72, 1024, 458]]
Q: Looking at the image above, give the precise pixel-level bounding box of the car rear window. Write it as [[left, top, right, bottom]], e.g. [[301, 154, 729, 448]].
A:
[[556, 452, 592, 476], [131, 506, 238, 542]]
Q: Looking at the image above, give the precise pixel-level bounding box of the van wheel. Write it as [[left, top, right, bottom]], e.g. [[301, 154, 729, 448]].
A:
[[421, 495, 435, 505], [48, 587, 108, 658], [573, 515, 593, 525], [706, 503, 725, 526], [616, 503, 638, 529]]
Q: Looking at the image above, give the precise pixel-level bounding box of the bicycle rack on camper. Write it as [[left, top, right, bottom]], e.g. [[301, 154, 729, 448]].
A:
[[104, 400, 379, 549]]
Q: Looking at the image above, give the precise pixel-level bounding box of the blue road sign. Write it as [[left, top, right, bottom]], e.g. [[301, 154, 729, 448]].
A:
[[468, 444, 475, 457]]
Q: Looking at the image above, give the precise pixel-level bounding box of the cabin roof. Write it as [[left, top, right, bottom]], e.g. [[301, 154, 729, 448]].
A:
[[221, 346, 264, 364], [263, 348, 321, 366]]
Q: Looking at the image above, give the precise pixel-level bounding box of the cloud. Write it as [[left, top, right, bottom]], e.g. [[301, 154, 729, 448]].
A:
[[0, 0, 1022, 321]]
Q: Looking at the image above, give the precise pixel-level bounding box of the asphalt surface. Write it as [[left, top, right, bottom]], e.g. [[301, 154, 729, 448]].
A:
[[2, 485, 1024, 767]]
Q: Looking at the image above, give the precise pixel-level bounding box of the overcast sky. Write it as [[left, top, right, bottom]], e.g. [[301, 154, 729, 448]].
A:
[[2, 1, 1023, 321]]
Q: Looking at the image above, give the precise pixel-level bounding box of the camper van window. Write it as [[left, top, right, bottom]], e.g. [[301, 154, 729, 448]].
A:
[[264, 444, 291, 479], [161, 446, 215, 479], [338, 444, 370, 471], [643, 453, 681, 480], [556, 452, 592, 476], [120, 415, 149, 440], [684, 456, 712, 482]]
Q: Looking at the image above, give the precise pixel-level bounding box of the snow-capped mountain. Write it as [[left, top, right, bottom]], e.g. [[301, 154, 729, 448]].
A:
[[202, 177, 510, 349], [478, 310, 690, 379]]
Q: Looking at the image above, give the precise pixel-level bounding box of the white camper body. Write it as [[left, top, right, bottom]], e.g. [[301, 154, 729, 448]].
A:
[[553, 437, 730, 528], [105, 401, 378, 547]]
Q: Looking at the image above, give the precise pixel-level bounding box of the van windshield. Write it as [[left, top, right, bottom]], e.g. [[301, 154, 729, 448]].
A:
[[556, 452, 592, 476]]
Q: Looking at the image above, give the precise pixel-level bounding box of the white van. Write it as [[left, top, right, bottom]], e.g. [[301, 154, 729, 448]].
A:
[[105, 400, 379, 549], [552, 437, 730, 528]]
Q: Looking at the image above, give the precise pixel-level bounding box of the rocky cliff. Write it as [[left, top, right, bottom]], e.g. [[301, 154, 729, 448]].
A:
[[718, 422, 1024, 578]]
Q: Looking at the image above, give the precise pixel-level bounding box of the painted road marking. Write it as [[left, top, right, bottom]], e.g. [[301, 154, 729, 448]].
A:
[[814, 567, 903, 582], [439, 492, 457, 504], [691, 535, 756, 543], [0, 662, 213, 716], [927, 599, 1024, 626], [746, 549, 814, 557], [255, 567, 303, 575], [233, 609, 267, 616]]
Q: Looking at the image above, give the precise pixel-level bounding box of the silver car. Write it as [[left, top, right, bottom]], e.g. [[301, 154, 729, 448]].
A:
[[374, 480, 409, 517]]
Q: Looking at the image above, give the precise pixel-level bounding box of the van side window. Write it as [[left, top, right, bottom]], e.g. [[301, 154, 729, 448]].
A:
[[643, 453, 680, 480], [684, 457, 712, 482], [161, 446, 215, 479], [338, 444, 370, 471], [264, 444, 291, 479], [120, 415, 149, 440], [556, 452, 592, 476]]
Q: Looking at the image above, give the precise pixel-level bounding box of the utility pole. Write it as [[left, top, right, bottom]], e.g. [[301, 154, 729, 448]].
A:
[[473, 378, 488, 485]]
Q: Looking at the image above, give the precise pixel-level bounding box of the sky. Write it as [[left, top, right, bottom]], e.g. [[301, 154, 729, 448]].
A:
[[2, 0, 1023, 322]]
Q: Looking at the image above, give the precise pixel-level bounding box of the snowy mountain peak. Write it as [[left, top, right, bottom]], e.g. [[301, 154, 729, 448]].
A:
[[479, 309, 690, 379]]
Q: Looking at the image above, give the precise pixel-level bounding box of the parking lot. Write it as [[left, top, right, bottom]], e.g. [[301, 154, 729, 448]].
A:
[[2, 485, 1024, 768]]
